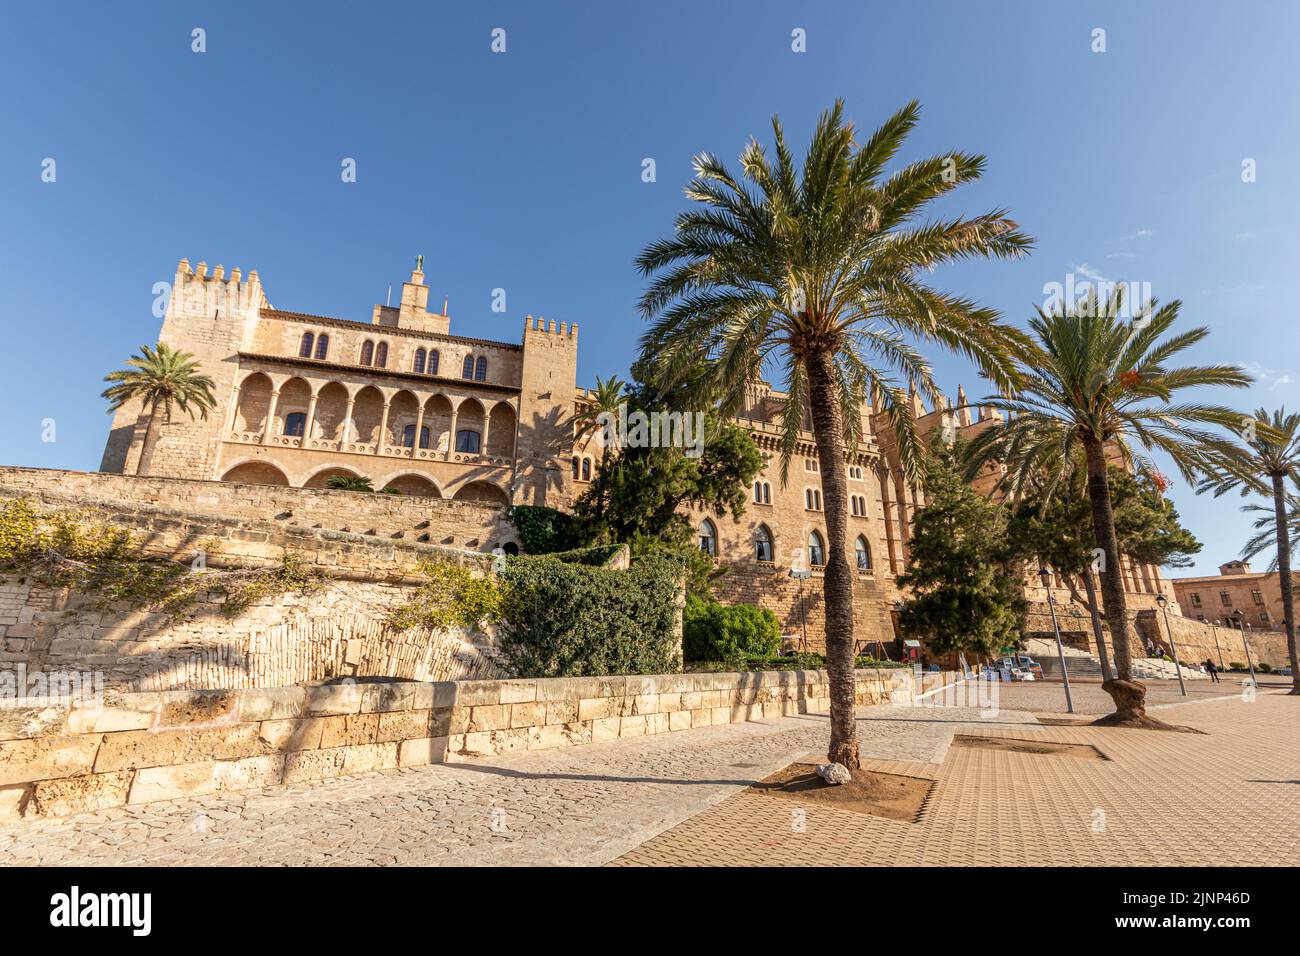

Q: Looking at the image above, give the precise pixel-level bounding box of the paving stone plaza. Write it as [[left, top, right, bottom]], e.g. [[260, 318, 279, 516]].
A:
[[3, 679, 1294, 867]]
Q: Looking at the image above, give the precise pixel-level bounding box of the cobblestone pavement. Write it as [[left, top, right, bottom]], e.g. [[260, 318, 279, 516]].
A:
[[2, 684, 1293, 867], [0, 704, 1029, 867], [615, 689, 1300, 867]]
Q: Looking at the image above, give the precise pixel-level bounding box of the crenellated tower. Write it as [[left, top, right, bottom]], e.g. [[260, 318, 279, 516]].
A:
[[513, 315, 579, 507], [101, 259, 268, 477]]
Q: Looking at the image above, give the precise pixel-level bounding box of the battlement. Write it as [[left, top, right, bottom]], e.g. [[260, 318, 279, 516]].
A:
[[172, 257, 269, 316], [523, 315, 578, 338]]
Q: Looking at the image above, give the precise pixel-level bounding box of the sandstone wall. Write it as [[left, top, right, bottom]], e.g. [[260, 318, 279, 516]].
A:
[[0, 466, 514, 552], [0, 667, 953, 822], [1020, 602, 1291, 670], [0, 575, 506, 693]]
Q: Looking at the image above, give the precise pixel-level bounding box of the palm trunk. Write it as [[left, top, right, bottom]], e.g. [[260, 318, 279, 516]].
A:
[[1080, 566, 1114, 680], [1082, 436, 1146, 719], [805, 349, 859, 770], [136, 396, 165, 476], [1270, 473, 1300, 694]]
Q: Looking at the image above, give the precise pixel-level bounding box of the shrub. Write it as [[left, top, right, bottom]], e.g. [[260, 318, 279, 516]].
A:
[[506, 505, 579, 554], [1256, 661, 1272, 673], [496, 553, 683, 677], [387, 560, 501, 632], [1228, 661, 1246, 670], [682, 597, 781, 662]]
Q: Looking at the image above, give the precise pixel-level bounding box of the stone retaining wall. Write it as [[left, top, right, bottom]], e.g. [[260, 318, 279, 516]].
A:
[[0, 466, 515, 554], [0, 668, 952, 822]]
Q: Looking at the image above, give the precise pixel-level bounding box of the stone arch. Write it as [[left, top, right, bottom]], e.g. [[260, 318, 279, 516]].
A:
[[454, 398, 486, 455], [348, 386, 384, 446], [220, 460, 290, 486], [385, 390, 421, 448], [302, 465, 367, 490], [275, 377, 312, 437], [234, 372, 273, 435], [424, 395, 453, 454], [487, 402, 516, 458], [452, 480, 509, 506], [381, 472, 443, 497], [311, 382, 349, 441]]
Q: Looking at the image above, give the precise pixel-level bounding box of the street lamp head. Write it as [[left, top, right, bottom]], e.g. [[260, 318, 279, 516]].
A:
[[1156, 593, 1167, 607], [1037, 567, 1051, 583]]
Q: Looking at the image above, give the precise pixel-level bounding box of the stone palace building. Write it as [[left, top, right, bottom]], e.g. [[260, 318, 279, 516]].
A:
[[102, 257, 1181, 656]]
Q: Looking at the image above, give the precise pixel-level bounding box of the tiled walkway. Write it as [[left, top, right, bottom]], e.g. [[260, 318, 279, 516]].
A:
[[615, 688, 1299, 866], [1, 681, 1293, 866]]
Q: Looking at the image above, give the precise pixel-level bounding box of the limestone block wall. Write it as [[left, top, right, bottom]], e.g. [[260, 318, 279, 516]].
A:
[[1020, 602, 1291, 670], [0, 667, 951, 822], [0, 466, 513, 551], [1, 575, 506, 693], [1138, 608, 1291, 670]]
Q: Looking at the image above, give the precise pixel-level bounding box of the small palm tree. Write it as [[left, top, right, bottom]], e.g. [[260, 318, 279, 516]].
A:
[[326, 475, 375, 493], [636, 100, 1033, 769], [101, 343, 217, 476], [963, 288, 1250, 722], [573, 374, 627, 442], [1197, 409, 1300, 693]]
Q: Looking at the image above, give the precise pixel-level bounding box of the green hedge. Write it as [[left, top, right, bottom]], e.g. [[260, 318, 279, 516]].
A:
[[496, 553, 683, 677], [682, 597, 781, 662], [505, 505, 578, 555]]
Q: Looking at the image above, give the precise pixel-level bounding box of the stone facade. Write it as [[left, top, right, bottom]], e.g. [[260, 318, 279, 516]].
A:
[[1171, 560, 1297, 641], [95, 255, 1178, 658], [681, 381, 1178, 654], [0, 667, 953, 821], [102, 258, 578, 510]]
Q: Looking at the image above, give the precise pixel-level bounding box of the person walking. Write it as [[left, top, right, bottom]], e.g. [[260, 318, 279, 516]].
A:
[[1204, 659, 1220, 683]]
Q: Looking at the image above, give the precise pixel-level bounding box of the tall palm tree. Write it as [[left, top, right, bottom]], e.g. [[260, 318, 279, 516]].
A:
[[635, 100, 1033, 769], [1196, 409, 1300, 694], [963, 288, 1250, 721], [102, 343, 217, 476]]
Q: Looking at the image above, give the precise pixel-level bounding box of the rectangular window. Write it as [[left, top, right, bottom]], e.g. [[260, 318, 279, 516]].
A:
[[1190, 593, 1202, 607], [1220, 591, 1232, 607], [1252, 589, 1265, 605]]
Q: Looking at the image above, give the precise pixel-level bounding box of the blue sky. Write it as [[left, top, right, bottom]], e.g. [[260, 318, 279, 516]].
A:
[[2, 1, 1297, 576]]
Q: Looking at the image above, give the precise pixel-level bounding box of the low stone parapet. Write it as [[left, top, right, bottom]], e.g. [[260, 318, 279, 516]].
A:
[[0, 667, 949, 822]]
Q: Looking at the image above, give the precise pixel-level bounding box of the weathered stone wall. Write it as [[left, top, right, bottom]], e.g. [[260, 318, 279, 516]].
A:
[[1020, 602, 1291, 670], [0, 470, 517, 692], [0, 466, 514, 552], [0, 575, 506, 693], [1138, 608, 1291, 671], [0, 667, 954, 822]]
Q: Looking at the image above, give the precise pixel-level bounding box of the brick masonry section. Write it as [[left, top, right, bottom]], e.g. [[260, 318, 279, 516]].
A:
[[0, 668, 953, 822]]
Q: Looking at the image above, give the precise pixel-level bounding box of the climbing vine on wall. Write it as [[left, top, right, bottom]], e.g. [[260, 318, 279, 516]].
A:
[[0, 497, 321, 618]]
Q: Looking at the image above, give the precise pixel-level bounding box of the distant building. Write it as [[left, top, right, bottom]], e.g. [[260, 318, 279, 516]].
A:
[[1171, 560, 1295, 632]]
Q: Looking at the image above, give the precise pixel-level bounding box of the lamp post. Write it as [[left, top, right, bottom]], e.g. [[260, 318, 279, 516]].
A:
[[1233, 609, 1257, 685], [1155, 594, 1186, 696], [1038, 568, 1074, 713]]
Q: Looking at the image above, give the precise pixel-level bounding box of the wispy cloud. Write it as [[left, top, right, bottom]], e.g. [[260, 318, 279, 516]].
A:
[[1105, 251, 1137, 260], [1232, 231, 1254, 242], [1242, 360, 1295, 390], [1069, 262, 1108, 283], [1111, 228, 1155, 242]]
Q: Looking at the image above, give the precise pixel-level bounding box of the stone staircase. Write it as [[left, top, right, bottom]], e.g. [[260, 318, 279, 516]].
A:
[[1037, 652, 1208, 682]]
